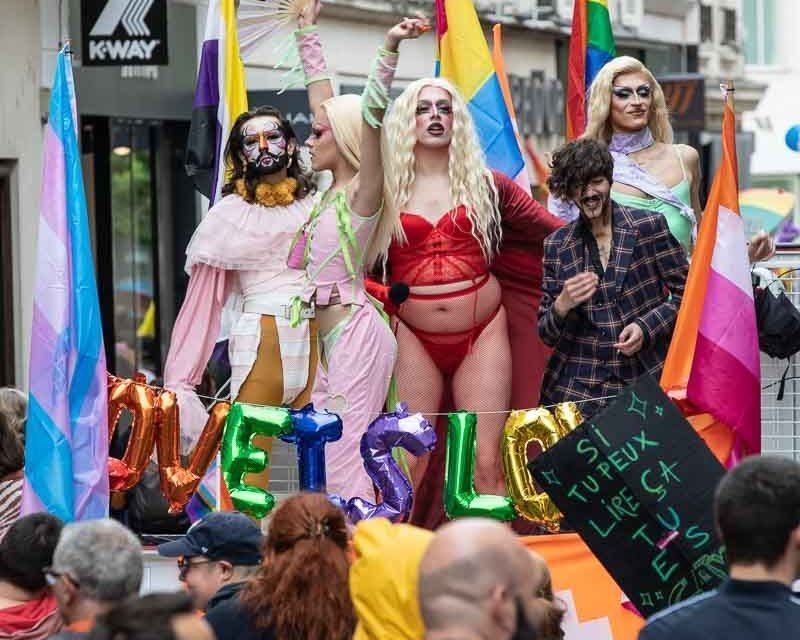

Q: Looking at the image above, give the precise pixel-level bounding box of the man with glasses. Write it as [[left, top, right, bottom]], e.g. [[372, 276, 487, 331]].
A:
[[48, 519, 143, 639], [157, 511, 263, 613]]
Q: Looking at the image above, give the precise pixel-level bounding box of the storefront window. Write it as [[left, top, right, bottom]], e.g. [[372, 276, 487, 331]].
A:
[[110, 120, 160, 381]]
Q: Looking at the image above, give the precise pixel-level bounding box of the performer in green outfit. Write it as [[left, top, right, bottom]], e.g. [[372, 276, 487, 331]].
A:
[[550, 56, 774, 262]]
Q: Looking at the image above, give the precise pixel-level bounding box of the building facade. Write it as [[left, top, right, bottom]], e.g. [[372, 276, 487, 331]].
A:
[[740, 0, 800, 217]]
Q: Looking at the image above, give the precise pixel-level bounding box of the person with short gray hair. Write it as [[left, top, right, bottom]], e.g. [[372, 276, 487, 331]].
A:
[[47, 518, 143, 639]]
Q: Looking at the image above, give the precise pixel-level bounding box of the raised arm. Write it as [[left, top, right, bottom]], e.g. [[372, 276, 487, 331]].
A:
[[296, 0, 334, 117], [349, 17, 429, 217]]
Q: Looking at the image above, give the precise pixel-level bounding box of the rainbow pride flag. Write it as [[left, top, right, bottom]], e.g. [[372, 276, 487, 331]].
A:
[[23, 47, 109, 522], [185, 0, 249, 204], [661, 95, 760, 463], [435, 0, 526, 186], [566, 0, 616, 140]]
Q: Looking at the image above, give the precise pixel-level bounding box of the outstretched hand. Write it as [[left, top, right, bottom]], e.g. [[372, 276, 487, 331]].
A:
[[385, 16, 432, 51], [297, 0, 322, 29]]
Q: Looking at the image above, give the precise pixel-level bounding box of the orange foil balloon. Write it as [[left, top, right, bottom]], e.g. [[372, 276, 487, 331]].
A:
[[107, 375, 158, 492], [155, 393, 230, 514], [501, 403, 583, 531]]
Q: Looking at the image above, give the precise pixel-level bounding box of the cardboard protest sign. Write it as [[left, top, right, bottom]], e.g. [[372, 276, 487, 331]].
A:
[[530, 375, 727, 616]]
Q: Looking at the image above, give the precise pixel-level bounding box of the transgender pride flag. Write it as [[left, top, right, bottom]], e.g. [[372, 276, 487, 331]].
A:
[[661, 93, 760, 464], [434, 0, 527, 190], [23, 47, 109, 522]]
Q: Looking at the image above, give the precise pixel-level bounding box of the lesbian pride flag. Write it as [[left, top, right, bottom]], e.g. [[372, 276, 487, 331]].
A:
[[566, 0, 615, 140], [435, 0, 527, 188], [661, 95, 760, 463], [23, 47, 109, 522]]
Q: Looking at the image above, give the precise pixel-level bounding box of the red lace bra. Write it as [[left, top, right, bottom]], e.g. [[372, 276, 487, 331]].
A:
[[388, 205, 489, 286]]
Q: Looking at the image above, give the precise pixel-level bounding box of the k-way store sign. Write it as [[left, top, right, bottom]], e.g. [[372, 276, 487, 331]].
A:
[[81, 0, 168, 66]]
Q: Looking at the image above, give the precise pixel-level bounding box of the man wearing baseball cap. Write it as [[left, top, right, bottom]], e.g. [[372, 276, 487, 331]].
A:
[[157, 512, 263, 613]]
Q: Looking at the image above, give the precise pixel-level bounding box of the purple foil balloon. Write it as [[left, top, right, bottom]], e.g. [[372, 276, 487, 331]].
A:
[[345, 403, 437, 523]]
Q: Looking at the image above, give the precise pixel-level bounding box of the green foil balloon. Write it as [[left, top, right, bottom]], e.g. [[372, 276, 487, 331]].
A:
[[443, 411, 516, 521], [221, 403, 293, 518]]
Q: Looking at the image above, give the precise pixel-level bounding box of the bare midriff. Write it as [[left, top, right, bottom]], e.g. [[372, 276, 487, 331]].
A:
[[398, 274, 502, 333], [316, 288, 352, 336]]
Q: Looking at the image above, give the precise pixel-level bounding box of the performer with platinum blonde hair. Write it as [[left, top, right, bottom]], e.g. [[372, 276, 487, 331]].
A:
[[550, 55, 773, 262], [378, 77, 563, 529], [290, 0, 427, 499]]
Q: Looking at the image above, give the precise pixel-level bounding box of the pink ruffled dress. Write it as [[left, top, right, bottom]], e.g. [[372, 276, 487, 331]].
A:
[[163, 193, 314, 449]]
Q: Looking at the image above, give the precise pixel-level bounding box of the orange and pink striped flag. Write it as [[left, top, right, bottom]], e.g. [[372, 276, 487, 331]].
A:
[[661, 93, 760, 465]]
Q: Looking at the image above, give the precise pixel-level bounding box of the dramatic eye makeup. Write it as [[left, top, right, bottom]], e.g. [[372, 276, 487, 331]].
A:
[[415, 100, 453, 115], [612, 85, 651, 100]]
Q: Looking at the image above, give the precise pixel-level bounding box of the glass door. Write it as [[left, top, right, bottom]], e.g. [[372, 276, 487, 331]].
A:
[[109, 119, 161, 381]]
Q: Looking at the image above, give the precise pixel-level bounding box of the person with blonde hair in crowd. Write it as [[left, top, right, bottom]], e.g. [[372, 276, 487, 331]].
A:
[[550, 55, 773, 262], [205, 493, 354, 640], [0, 412, 24, 542], [289, 0, 427, 498], [0, 387, 26, 445], [378, 76, 562, 529]]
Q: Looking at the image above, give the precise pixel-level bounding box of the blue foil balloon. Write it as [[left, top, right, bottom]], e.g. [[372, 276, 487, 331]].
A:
[[345, 403, 437, 523], [280, 404, 342, 493]]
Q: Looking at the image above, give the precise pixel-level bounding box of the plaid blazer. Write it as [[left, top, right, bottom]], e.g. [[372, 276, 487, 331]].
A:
[[538, 203, 688, 418]]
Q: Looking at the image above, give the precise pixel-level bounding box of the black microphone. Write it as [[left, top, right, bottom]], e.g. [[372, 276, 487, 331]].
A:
[[389, 282, 410, 306]]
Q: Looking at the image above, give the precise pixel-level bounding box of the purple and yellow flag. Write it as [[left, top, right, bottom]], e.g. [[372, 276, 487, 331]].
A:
[[185, 0, 249, 204], [435, 0, 527, 187], [23, 47, 109, 522]]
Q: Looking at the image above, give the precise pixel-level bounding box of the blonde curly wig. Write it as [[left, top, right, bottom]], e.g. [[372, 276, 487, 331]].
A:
[[584, 56, 673, 145], [384, 77, 501, 260]]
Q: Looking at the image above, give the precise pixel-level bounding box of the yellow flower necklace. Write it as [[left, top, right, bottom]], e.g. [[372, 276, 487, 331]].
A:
[[235, 176, 297, 207]]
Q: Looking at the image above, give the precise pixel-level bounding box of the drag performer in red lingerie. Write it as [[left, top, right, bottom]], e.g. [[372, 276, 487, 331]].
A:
[[378, 77, 564, 529]]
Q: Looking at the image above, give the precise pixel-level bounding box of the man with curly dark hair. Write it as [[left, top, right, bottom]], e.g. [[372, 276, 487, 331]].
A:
[[538, 138, 688, 417]]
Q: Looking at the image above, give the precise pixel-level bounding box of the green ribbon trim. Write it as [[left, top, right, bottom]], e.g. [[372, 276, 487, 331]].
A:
[[361, 47, 397, 129], [334, 190, 362, 278]]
